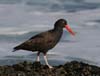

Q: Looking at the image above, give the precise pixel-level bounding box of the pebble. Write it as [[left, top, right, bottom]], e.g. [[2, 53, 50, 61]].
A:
[[0, 61, 100, 76]]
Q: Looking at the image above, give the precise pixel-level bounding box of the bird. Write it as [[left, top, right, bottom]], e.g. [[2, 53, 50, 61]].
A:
[[13, 19, 75, 68]]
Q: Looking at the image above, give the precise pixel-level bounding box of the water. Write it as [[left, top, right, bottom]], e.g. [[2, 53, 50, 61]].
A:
[[0, 0, 100, 66]]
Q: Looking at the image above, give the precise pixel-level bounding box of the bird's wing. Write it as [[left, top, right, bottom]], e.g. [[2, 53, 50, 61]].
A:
[[30, 31, 54, 44], [20, 31, 54, 47], [21, 35, 44, 47], [29, 33, 44, 40]]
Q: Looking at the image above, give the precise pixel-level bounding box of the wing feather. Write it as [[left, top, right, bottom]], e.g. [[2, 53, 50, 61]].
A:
[[14, 30, 55, 51]]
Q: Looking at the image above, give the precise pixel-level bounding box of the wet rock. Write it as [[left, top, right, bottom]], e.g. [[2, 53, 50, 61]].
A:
[[0, 61, 100, 76]]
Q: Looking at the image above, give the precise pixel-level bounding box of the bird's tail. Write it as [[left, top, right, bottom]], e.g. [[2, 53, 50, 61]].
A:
[[12, 46, 20, 52]]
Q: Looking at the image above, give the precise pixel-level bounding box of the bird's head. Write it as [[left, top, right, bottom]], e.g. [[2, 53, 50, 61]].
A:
[[54, 19, 75, 36]]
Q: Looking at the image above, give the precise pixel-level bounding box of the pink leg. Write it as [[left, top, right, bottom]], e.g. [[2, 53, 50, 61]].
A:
[[43, 53, 53, 68], [36, 52, 40, 62]]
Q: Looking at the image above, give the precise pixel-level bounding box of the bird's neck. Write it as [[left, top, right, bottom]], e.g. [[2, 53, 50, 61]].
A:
[[53, 26, 63, 41]]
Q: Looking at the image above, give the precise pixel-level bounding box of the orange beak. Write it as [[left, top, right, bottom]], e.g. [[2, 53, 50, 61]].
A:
[[65, 25, 75, 36]]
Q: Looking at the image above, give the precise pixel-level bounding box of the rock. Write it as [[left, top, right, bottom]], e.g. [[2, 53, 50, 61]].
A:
[[0, 61, 100, 76]]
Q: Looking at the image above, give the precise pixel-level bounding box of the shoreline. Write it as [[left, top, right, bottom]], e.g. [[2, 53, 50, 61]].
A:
[[0, 61, 100, 76]]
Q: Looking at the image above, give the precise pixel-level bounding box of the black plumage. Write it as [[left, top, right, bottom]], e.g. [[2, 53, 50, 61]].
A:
[[13, 19, 75, 68]]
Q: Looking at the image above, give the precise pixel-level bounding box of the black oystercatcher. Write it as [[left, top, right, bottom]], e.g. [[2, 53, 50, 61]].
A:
[[13, 19, 75, 68]]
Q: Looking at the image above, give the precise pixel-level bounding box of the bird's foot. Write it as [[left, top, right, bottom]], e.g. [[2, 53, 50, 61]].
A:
[[36, 60, 40, 62], [47, 65, 53, 69], [35, 61, 40, 63]]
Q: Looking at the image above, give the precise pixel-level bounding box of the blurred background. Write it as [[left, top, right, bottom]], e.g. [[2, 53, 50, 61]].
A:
[[0, 0, 100, 66]]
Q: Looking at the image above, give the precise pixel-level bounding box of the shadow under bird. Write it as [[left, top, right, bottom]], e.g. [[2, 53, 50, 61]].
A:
[[13, 19, 75, 68]]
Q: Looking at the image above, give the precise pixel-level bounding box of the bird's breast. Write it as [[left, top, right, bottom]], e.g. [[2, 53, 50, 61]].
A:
[[43, 30, 63, 50]]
